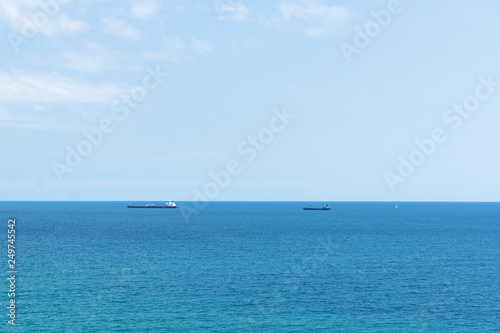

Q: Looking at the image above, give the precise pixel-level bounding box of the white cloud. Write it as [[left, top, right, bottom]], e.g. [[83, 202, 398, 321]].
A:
[[0, 99, 113, 130], [99, 151, 228, 166], [0, 69, 128, 130], [52, 15, 88, 34], [0, 106, 91, 130], [143, 36, 213, 61], [131, 1, 160, 19], [35, 15, 88, 36], [279, 0, 349, 35], [0, 1, 88, 36], [0, 0, 41, 27], [102, 17, 140, 40], [143, 37, 184, 62], [0, 70, 123, 105], [214, 1, 251, 22], [62, 41, 119, 72], [165, 37, 185, 50], [191, 37, 213, 55]]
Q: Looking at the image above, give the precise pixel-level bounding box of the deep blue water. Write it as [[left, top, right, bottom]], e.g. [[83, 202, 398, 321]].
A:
[[1, 201, 499, 332]]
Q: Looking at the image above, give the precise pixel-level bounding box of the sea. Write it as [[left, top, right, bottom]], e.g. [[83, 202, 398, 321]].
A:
[[1, 201, 499, 332]]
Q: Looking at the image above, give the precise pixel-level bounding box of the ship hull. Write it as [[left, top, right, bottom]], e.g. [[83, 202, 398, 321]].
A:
[[127, 205, 178, 208], [303, 207, 331, 210]]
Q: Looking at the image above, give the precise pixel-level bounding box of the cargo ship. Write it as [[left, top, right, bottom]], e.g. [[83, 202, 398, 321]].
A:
[[303, 204, 331, 211], [127, 201, 178, 208]]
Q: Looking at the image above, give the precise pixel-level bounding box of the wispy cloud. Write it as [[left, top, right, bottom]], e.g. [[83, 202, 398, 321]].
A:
[[62, 41, 119, 72], [214, 1, 251, 22], [0, 105, 100, 130], [0, 1, 88, 36], [51, 15, 88, 35], [191, 37, 214, 55], [279, 0, 349, 35], [143, 37, 184, 62], [131, 0, 161, 19], [98, 151, 228, 166], [143, 36, 214, 61], [0, 70, 123, 104], [0, 1, 44, 30], [102, 17, 140, 39]]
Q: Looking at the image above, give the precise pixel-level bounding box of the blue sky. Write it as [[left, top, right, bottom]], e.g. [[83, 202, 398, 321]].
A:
[[1, 0, 500, 201]]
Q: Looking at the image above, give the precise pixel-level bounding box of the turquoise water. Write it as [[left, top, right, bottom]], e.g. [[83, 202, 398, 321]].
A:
[[1, 201, 499, 332]]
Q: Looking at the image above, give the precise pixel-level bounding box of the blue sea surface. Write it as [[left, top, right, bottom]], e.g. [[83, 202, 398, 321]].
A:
[[1, 201, 499, 332]]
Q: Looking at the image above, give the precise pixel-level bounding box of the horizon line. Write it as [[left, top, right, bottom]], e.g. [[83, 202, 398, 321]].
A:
[[1, 200, 500, 203]]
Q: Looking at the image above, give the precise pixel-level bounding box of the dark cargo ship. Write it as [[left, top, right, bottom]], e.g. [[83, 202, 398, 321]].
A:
[[303, 204, 331, 211], [127, 201, 178, 208]]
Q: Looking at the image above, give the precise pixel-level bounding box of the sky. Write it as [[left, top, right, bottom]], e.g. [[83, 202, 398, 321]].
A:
[[1, 0, 500, 201]]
